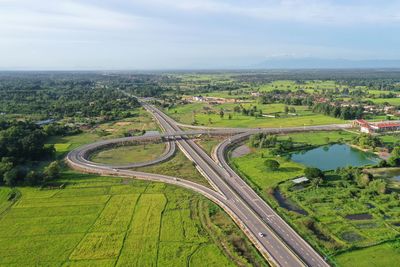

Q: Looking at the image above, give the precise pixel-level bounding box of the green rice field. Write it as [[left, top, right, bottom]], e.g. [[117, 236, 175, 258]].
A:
[[0, 171, 266, 266]]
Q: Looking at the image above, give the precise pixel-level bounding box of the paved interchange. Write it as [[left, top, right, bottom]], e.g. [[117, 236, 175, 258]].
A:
[[67, 101, 359, 267]]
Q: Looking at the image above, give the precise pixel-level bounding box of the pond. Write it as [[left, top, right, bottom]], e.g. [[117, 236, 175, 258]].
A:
[[273, 189, 308, 215], [290, 144, 380, 171], [345, 213, 373, 220]]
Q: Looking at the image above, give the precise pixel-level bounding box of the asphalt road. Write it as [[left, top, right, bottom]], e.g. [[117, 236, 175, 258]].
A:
[[67, 101, 373, 267], [142, 103, 330, 267]]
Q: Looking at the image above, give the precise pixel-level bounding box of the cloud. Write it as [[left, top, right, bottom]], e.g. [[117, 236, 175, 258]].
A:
[[0, 0, 399, 69], [0, 0, 159, 36], [131, 0, 400, 25]]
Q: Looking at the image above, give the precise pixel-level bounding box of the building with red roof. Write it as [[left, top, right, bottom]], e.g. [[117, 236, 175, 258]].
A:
[[354, 120, 400, 134]]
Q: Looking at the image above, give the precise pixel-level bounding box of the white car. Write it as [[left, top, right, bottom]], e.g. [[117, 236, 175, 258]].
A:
[[258, 232, 266, 237]]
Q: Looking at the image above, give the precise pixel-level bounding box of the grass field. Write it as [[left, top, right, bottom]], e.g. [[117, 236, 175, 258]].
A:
[[0, 187, 17, 214], [90, 143, 166, 164], [231, 131, 357, 190], [166, 102, 344, 128], [134, 150, 210, 187], [282, 131, 357, 145], [0, 171, 266, 267], [48, 108, 159, 155], [195, 137, 225, 155], [335, 241, 400, 267], [230, 130, 400, 266], [369, 98, 400, 105], [231, 148, 305, 190]]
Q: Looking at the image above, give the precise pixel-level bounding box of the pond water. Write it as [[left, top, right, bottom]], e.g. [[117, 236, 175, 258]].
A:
[[345, 213, 373, 220], [290, 144, 380, 171], [273, 189, 308, 215]]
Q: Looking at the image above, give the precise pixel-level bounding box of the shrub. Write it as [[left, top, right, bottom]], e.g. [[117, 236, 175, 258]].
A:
[[264, 159, 280, 171], [304, 167, 324, 179]]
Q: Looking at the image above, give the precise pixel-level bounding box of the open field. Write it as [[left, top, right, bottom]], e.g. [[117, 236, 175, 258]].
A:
[[231, 148, 305, 190], [0, 171, 266, 267], [369, 98, 400, 106], [195, 137, 226, 155], [230, 130, 400, 266], [134, 150, 210, 187], [166, 102, 344, 128], [90, 143, 166, 164], [335, 241, 400, 267], [275, 174, 400, 266], [48, 108, 159, 155], [281, 131, 357, 145], [231, 131, 357, 190]]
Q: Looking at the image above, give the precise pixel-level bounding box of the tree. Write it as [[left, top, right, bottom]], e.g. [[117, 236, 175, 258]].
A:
[[284, 106, 289, 114], [228, 114, 232, 120], [3, 168, 18, 186], [368, 179, 387, 194], [219, 109, 224, 119], [0, 159, 13, 182], [378, 160, 388, 168], [264, 159, 280, 171], [43, 161, 60, 181], [310, 177, 323, 188], [233, 106, 241, 113], [26, 170, 42, 186], [304, 167, 324, 179], [356, 173, 372, 187], [388, 147, 400, 167]]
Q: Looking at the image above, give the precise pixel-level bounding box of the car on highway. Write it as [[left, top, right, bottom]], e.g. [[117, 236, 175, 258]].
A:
[[258, 232, 266, 237]]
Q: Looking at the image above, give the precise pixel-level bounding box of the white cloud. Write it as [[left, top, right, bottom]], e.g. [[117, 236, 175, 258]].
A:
[[0, 0, 399, 69], [131, 0, 400, 25], [0, 0, 159, 36]]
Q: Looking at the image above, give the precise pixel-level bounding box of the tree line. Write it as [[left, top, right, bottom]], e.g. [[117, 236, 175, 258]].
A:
[[0, 120, 65, 186]]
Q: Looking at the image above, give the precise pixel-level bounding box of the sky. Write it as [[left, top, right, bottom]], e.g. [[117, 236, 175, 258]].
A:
[[0, 0, 400, 70]]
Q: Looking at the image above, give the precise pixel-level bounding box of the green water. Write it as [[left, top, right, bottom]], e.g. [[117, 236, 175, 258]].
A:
[[290, 144, 379, 171]]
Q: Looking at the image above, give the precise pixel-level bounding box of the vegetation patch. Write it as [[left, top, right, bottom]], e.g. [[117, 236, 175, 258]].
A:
[[90, 142, 166, 165], [0, 172, 267, 266]]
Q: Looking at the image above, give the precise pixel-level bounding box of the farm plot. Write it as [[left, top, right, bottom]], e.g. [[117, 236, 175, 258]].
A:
[[0, 172, 263, 266]]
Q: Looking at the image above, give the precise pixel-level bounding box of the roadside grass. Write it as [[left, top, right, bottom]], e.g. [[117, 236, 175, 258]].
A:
[[195, 137, 226, 156], [134, 150, 210, 188], [231, 149, 305, 190], [0, 171, 267, 266], [90, 143, 166, 165]]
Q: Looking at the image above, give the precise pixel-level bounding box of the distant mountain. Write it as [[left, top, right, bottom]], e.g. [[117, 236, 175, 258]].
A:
[[254, 57, 400, 69]]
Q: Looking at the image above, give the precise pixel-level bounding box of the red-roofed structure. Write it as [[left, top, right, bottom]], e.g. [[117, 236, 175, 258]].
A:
[[354, 120, 400, 134]]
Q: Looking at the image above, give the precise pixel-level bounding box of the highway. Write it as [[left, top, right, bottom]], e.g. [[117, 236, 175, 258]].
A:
[[143, 103, 330, 267], [67, 101, 365, 267]]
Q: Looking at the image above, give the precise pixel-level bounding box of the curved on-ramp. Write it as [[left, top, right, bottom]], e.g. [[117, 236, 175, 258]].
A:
[[66, 101, 359, 267], [65, 139, 282, 266]]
